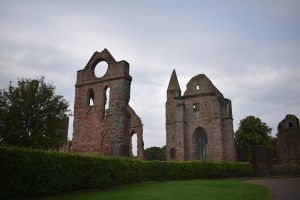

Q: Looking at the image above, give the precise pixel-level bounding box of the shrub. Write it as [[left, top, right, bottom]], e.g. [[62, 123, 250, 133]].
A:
[[0, 146, 251, 200]]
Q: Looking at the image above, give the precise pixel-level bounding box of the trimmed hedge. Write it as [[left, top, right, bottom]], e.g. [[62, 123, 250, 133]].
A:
[[0, 147, 251, 200]]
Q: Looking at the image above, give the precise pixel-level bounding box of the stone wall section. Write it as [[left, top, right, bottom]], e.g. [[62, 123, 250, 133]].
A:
[[277, 114, 300, 161], [221, 99, 236, 160], [252, 115, 300, 176], [128, 106, 144, 159], [72, 49, 144, 158]]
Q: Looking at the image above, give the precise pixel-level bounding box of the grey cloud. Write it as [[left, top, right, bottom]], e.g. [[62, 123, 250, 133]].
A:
[[1, 0, 300, 148]]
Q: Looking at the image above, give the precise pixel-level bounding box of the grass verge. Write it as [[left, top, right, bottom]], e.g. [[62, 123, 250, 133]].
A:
[[39, 179, 269, 200]]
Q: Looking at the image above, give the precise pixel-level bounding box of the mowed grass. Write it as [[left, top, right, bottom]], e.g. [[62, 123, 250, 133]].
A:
[[39, 179, 269, 200]]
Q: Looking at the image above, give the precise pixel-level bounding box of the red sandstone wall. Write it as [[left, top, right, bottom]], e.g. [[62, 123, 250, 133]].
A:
[[72, 49, 144, 158]]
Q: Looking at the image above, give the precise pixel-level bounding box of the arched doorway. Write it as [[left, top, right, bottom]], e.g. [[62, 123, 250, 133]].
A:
[[194, 127, 208, 160]]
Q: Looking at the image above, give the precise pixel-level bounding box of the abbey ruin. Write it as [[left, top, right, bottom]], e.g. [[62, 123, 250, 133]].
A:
[[71, 49, 237, 160], [277, 114, 300, 162], [252, 114, 300, 175], [165, 70, 236, 161], [70, 49, 298, 166], [72, 49, 144, 159]]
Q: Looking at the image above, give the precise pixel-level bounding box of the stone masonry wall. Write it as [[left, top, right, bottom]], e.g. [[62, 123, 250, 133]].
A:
[[166, 71, 236, 161], [72, 49, 144, 158]]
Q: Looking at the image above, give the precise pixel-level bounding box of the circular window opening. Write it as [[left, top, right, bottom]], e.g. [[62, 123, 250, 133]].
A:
[[94, 61, 108, 78]]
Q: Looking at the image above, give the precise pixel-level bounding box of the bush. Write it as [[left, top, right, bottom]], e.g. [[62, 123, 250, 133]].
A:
[[0, 146, 251, 200]]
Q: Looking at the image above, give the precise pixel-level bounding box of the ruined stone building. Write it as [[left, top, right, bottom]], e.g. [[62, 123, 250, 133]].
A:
[[253, 114, 300, 176], [166, 70, 236, 161], [72, 49, 144, 159], [277, 114, 300, 161]]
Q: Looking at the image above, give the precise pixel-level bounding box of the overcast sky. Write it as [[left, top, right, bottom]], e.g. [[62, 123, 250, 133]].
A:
[[0, 0, 299, 148]]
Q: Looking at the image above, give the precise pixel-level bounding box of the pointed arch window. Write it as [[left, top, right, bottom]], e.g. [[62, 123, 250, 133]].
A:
[[194, 128, 208, 160], [103, 86, 110, 118], [87, 88, 94, 106]]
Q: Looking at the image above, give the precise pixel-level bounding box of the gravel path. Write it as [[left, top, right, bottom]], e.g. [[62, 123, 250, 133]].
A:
[[246, 177, 300, 200]]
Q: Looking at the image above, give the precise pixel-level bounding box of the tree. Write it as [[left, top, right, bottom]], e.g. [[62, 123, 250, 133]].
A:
[[0, 77, 70, 150], [235, 116, 272, 161], [144, 146, 166, 160]]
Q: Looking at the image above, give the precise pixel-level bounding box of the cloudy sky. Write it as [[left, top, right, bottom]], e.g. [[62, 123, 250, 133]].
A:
[[1, 0, 299, 149]]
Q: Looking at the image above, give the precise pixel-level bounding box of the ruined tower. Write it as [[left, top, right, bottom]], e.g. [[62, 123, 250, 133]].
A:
[[277, 114, 300, 161], [166, 70, 236, 161], [72, 49, 144, 159]]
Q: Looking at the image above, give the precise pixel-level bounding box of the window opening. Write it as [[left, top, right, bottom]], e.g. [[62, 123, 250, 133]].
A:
[[131, 133, 138, 157], [194, 128, 208, 160], [95, 61, 108, 78], [88, 89, 94, 106], [193, 103, 199, 112], [103, 86, 110, 118]]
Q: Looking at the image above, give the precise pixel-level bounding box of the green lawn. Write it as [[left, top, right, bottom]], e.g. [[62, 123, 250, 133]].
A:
[[40, 180, 269, 200]]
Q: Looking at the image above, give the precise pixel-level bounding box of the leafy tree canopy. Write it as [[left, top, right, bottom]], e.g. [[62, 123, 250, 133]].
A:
[[144, 146, 166, 161], [235, 115, 272, 161], [0, 77, 70, 150]]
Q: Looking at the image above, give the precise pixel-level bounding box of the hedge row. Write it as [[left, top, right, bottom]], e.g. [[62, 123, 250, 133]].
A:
[[0, 146, 251, 199]]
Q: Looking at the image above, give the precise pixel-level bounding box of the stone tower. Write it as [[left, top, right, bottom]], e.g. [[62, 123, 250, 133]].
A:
[[72, 49, 144, 159], [277, 114, 300, 161], [166, 70, 236, 161]]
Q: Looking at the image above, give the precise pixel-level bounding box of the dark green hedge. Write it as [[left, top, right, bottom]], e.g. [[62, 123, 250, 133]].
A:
[[0, 147, 251, 200]]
